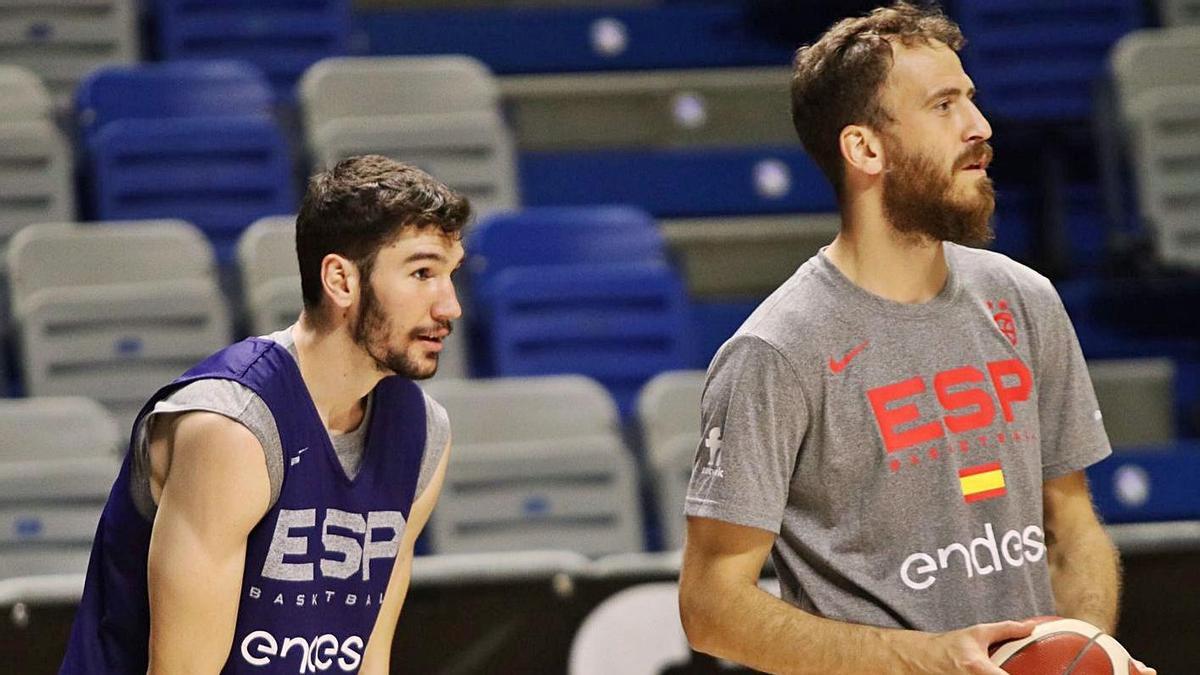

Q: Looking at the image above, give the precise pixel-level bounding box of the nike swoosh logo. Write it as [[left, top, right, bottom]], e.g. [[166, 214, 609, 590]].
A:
[[829, 340, 869, 374]]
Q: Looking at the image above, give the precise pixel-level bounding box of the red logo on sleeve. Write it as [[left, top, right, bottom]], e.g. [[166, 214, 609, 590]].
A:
[[988, 300, 1018, 346]]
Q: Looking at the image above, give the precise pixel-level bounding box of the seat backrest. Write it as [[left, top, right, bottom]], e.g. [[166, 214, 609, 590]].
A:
[[1090, 359, 1176, 447], [568, 582, 691, 675], [423, 375, 620, 443], [154, 0, 352, 101], [238, 215, 298, 296], [1126, 85, 1200, 267], [956, 0, 1143, 121], [0, 120, 74, 242], [487, 262, 690, 417], [300, 56, 499, 134], [636, 370, 704, 453], [1160, 0, 1200, 26], [1111, 27, 1200, 118], [310, 110, 518, 218], [0, 0, 138, 100], [423, 375, 640, 556], [0, 66, 52, 121], [466, 206, 664, 295], [0, 398, 121, 462], [75, 60, 273, 141], [83, 116, 296, 261], [6, 220, 213, 309]]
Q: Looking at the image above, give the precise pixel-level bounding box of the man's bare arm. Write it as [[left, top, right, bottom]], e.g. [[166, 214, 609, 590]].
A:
[[358, 439, 452, 674], [146, 412, 271, 674], [1043, 470, 1120, 633], [679, 516, 1035, 675]]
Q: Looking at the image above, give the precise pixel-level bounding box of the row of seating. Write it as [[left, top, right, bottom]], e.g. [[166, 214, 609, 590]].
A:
[[4, 21, 1198, 270], [7, 209, 1200, 432], [1, 358, 1196, 582]]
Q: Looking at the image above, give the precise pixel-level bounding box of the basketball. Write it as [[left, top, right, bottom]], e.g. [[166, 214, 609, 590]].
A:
[[990, 618, 1140, 674]]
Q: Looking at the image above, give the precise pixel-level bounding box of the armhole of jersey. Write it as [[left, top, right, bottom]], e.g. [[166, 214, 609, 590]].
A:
[[131, 379, 286, 518]]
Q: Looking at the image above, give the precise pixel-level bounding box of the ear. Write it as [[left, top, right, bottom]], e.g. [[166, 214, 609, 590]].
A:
[[319, 253, 359, 314], [839, 124, 886, 179]]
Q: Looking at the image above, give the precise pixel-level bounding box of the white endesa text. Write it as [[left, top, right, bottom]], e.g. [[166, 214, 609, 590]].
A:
[[241, 630, 363, 673], [900, 522, 1046, 591]]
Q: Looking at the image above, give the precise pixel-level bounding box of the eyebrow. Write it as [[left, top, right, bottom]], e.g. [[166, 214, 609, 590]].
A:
[[925, 86, 975, 105], [403, 251, 449, 264]]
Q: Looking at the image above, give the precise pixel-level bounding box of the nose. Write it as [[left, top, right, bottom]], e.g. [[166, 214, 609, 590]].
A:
[[433, 277, 463, 322], [964, 97, 992, 143]]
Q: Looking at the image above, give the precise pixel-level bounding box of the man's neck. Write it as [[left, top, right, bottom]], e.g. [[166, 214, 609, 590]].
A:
[[826, 196, 949, 304], [291, 313, 385, 434]]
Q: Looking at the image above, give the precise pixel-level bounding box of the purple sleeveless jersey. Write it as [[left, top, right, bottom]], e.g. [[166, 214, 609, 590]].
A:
[[61, 338, 427, 674]]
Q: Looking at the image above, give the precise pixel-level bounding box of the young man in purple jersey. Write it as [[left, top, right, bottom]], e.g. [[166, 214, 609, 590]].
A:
[[63, 155, 467, 673], [678, 4, 1154, 674]]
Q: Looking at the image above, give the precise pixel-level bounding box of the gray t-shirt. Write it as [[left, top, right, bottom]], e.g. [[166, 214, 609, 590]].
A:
[[685, 243, 1111, 632], [131, 327, 451, 519]]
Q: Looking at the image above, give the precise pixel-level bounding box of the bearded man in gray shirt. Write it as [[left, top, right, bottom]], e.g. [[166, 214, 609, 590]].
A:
[[678, 4, 1155, 674]]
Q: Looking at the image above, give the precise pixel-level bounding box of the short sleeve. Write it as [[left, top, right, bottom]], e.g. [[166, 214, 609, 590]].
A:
[[416, 392, 451, 500], [1034, 286, 1112, 480], [685, 334, 808, 534]]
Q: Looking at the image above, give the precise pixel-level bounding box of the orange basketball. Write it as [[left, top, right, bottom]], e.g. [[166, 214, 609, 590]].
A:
[[989, 618, 1139, 674]]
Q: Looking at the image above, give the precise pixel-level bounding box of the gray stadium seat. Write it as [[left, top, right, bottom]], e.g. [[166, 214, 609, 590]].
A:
[[0, 398, 121, 582], [1111, 28, 1200, 114], [238, 215, 302, 337], [500, 67, 794, 151], [300, 56, 518, 217], [0, 121, 73, 243], [0, 0, 138, 101], [0, 65, 52, 121], [662, 214, 839, 297], [0, 396, 121, 462], [1089, 359, 1176, 448], [1126, 85, 1200, 266], [636, 370, 705, 550], [1160, 0, 1200, 26], [422, 375, 642, 556], [1110, 28, 1200, 267], [7, 221, 231, 426]]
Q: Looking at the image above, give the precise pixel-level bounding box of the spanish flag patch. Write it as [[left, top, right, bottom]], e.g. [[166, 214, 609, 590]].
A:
[[959, 462, 1007, 503]]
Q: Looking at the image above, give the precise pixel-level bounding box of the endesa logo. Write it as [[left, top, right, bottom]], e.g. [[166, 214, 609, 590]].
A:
[[867, 358, 1033, 453], [900, 522, 1046, 591], [240, 630, 363, 673]]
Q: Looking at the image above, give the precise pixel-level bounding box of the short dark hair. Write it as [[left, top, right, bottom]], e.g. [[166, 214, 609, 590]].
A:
[[790, 2, 964, 196], [295, 155, 471, 311]]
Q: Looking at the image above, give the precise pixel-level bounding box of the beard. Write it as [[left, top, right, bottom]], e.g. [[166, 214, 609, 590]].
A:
[[880, 135, 996, 247], [351, 279, 451, 380]]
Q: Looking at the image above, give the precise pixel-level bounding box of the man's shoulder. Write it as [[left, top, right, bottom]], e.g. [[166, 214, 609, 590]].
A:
[[951, 244, 1058, 300]]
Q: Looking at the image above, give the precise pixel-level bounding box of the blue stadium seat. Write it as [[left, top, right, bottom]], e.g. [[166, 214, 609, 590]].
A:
[[152, 0, 352, 101], [467, 206, 665, 296], [518, 147, 835, 217], [955, 0, 1143, 122], [75, 60, 273, 142], [487, 262, 691, 419], [1088, 442, 1200, 522], [359, 5, 792, 74], [1057, 277, 1200, 361], [466, 207, 689, 417], [76, 62, 296, 261], [688, 299, 759, 369]]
